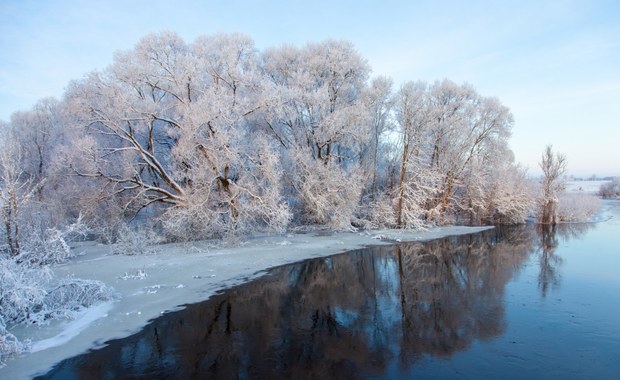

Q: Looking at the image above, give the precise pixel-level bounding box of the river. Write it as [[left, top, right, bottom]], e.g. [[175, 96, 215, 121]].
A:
[[37, 201, 620, 379]]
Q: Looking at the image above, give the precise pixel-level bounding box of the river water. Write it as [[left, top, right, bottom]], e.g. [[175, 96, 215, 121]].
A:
[[37, 201, 620, 379]]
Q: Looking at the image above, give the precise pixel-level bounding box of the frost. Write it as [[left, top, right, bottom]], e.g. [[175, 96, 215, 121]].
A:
[[0, 256, 113, 362], [119, 270, 148, 280], [0, 317, 27, 367], [111, 224, 163, 255], [145, 285, 162, 294], [558, 193, 601, 222], [599, 178, 620, 199], [30, 301, 113, 353]]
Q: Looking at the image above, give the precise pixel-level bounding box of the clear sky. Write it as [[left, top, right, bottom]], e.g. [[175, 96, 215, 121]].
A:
[[1, 0, 618, 177]]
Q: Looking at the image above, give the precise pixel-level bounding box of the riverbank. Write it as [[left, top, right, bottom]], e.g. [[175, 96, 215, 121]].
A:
[[2, 225, 491, 379]]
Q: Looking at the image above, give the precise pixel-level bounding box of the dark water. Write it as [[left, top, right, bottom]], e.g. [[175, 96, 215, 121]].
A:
[[38, 216, 620, 379]]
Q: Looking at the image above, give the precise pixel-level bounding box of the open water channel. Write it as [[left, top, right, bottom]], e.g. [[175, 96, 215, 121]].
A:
[[37, 201, 620, 379]]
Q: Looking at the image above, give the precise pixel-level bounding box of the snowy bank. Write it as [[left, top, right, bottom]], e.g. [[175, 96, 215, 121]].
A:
[[1, 226, 490, 379]]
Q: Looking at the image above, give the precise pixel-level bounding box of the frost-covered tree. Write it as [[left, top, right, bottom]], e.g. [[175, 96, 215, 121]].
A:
[[476, 160, 533, 224], [7, 98, 87, 233], [64, 32, 290, 238], [393, 81, 436, 227], [426, 80, 513, 221], [262, 40, 371, 228], [538, 145, 567, 225], [8, 98, 62, 188], [390, 79, 516, 227], [0, 128, 44, 257], [361, 76, 394, 199], [3, 32, 535, 234]]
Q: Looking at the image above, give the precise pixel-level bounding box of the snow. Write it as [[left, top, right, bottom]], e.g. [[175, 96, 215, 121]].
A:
[[30, 301, 113, 353], [565, 180, 608, 194], [0, 226, 490, 379]]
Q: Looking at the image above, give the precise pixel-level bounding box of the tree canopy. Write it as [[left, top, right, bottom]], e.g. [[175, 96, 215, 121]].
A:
[[1, 31, 534, 247]]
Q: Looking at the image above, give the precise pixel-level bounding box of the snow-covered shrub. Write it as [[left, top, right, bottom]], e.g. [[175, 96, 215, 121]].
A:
[[0, 315, 26, 367], [0, 257, 113, 326], [484, 165, 534, 225], [0, 255, 113, 361], [354, 194, 397, 229], [397, 164, 440, 229], [293, 153, 364, 229], [599, 178, 620, 199], [43, 278, 113, 319], [558, 193, 601, 222], [161, 188, 291, 242], [111, 223, 164, 255], [18, 216, 90, 265], [0, 257, 51, 325]]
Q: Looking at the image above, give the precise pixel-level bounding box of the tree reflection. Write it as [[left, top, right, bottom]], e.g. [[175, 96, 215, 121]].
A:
[[534, 223, 593, 297], [39, 228, 535, 380]]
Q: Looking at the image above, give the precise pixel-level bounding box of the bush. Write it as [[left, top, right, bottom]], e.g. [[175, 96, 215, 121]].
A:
[[0, 255, 113, 362], [111, 223, 164, 255], [599, 178, 620, 199], [18, 216, 90, 265], [558, 193, 601, 222], [0, 316, 26, 367], [354, 194, 397, 229], [293, 152, 363, 229]]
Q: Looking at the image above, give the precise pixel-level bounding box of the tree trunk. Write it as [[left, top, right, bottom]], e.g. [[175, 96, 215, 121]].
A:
[[396, 142, 409, 227]]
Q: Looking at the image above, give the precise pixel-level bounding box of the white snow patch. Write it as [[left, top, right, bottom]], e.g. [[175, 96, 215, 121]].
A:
[[30, 301, 113, 353], [565, 180, 608, 194], [119, 269, 148, 280]]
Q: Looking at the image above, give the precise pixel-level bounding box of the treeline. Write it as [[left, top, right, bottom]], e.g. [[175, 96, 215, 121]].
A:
[[1, 31, 534, 250]]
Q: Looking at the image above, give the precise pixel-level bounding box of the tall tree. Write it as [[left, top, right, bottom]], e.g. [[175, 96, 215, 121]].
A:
[[64, 32, 290, 238], [262, 40, 371, 227], [362, 76, 394, 199], [393, 81, 435, 227], [539, 145, 567, 225], [391, 79, 515, 226], [0, 127, 44, 257]]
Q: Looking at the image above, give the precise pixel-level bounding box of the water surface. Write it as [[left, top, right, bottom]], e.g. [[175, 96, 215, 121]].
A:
[[38, 203, 620, 379]]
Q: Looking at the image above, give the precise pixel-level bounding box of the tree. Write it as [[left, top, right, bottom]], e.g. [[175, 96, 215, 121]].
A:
[[262, 40, 371, 227], [64, 32, 290, 238], [425, 80, 514, 222], [361, 76, 394, 199], [478, 160, 533, 224], [2, 32, 533, 235], [390, 79, 516, 227], [538, 145, 567, 225], [0, 127, 44, 257], [393, 81, 436, 227]]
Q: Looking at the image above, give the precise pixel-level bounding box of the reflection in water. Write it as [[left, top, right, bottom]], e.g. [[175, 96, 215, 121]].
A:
[[38, 226, 591, 379], [535, 223, 593, 297]]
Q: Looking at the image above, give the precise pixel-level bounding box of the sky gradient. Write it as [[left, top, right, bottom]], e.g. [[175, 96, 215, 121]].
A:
[[1, 0, 618, 176]]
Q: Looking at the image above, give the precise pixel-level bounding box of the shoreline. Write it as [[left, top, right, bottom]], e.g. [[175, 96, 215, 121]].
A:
[[2, 225, 491, 379]]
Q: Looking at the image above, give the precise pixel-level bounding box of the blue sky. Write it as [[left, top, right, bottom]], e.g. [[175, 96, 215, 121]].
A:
[[1, 0, 618, 176]]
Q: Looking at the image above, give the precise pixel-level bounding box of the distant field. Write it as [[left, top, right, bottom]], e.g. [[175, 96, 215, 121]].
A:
[[565, 180, 609, 194]]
